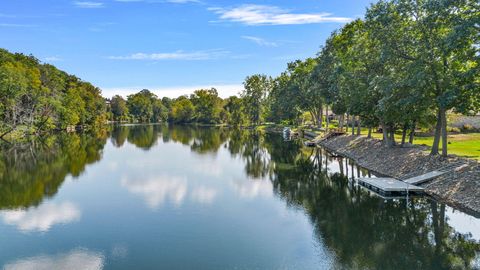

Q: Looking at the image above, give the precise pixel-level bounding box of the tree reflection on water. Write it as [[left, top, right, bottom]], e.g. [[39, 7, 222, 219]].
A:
[[1, 125, 478, 269]]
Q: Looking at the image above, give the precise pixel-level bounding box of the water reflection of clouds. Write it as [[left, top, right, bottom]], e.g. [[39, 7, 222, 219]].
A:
[[446, 208, 480, 241], [3, 248, 104, 270], [192, 162, 223, 177], [190, 186, 218, 204], [121, 173, 222, 209], [231, 179, 273, 199], [1, 202, 81, 232], [121, 175, 187, 209]]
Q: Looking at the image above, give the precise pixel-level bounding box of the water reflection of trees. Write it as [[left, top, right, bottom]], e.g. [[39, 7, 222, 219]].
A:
[[102, 125, 480, 269], [0, 131, 107, 209], [257, 132, 480, 270], [9, 125, 475, 269]]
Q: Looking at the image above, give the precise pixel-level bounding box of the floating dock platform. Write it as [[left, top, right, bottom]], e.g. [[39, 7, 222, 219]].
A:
[[358, 177, 424, 196]]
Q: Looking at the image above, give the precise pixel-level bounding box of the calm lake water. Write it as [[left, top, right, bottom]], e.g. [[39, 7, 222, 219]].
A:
[[0, 125, 479, 270]]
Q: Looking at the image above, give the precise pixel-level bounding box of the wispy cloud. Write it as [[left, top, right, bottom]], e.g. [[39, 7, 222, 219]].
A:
[[44, 56, 63, 62], [165, 0, 201, 3], [242, 36, 277, 47], [114, 0, 201, 3], [209, 4, 351, 25], [74, 1, 105, 8], [108, 49, 229, 61], [88, 22, 116, 32], [0, 13, 17, 18], [0, 23, 37, 27]]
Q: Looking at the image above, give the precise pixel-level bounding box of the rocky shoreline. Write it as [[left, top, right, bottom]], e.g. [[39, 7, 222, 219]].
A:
[[318, 135, 480, 216]]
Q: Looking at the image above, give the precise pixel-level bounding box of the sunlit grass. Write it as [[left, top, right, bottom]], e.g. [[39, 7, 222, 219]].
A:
[[359, 128, 480, 160], [302, 121, 480, 160]]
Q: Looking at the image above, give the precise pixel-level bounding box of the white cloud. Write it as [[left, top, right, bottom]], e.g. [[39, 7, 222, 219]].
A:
[[74, 1, 105, 8], [190, 186, 218, 204], [108, 49, 229, 61], [0, 13, 17, 18], [100, 83, 243, 99], [0, 23, 36, 27], [165, 0, 201, 3], [209, 4, 351, 25], [1, 202, 81, 232], [242, 36, 277, 47], [114, 0, 201, 3], [44, 56, 63, 62], [121, 175, 187, 209], [3, 249, 104, 270]]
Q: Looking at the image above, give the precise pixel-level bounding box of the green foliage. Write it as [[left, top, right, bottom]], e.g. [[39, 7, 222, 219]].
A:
[[241, 74, 272, 125], [224, 96, 246, 127], [261, 0, 478, 155], [190, 88, 222, 124], [110, 95, 129, 121], [0, 49, 107, 138], [170, 96, 195, 123]]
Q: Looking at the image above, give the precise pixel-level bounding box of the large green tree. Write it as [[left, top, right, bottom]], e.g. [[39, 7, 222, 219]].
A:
[[242, 74, 272, 126]]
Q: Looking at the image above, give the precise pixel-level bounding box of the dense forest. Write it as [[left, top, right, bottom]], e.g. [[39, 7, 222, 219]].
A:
[[1, 0, 478, 158], [0, 49, 107, 139]]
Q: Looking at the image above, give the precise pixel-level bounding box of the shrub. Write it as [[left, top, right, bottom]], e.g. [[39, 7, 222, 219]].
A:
[[461, 124, 475, 132]]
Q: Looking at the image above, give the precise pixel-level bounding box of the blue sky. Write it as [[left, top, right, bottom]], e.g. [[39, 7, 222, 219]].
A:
[[0, 0, 374, 98]]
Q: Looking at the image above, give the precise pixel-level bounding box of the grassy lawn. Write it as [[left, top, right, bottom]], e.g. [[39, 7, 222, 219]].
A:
[[299, 121, 480, 160], [359, 128, 480, 160]]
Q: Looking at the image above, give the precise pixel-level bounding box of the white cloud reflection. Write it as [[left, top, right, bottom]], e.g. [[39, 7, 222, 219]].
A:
[[232, 179, 272, 199], [121, 174, 220, 208], [3, 248, 104, 270], [190, 186, 217, 204], [121, 175, 187, 209], [1, 202, 81, 232]]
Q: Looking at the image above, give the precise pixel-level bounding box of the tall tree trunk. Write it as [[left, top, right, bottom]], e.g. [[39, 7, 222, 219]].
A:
[[309, 111, 315, 126], [319, 106, 323, 129], [389, 126, 396, 146], [367, 127, 372, 138], [381, 121, 388, 146], [431, 108, 443, 155], [346, 114, 349, 132], [401, 123, 408, 146], [325, 105, 329, 131], [356, 118, 361, 135], [409, 121, 416, 144], [351, 116, 355, 135], [441, 108, 448, 156], [339, 114, 344, 131]]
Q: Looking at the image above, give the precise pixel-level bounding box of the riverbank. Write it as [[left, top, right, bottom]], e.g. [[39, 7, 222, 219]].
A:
[[318, 135, 480, 216]]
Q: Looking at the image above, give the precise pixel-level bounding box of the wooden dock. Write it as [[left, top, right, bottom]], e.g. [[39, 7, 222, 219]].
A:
[[358, 177, 424, 196], [403, 171, 445, 185]]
